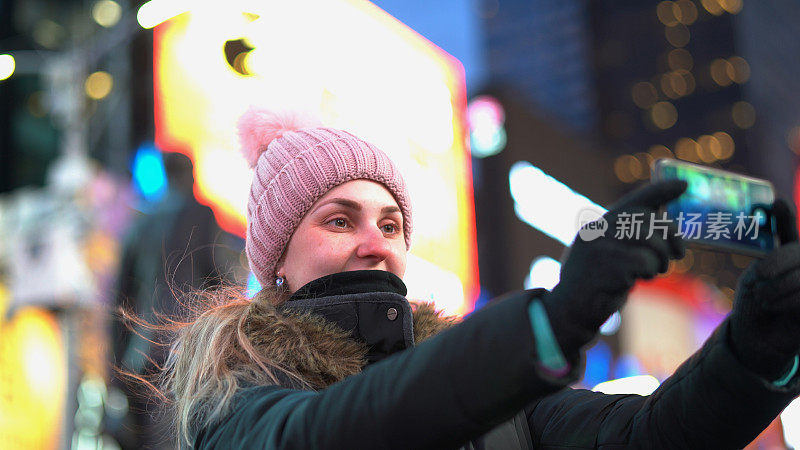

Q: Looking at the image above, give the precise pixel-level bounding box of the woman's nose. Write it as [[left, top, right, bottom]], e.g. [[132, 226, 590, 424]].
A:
[[355, 227, 392, 261]]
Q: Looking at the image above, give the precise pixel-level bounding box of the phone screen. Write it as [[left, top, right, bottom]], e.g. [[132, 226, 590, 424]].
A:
[[653, 159, 776, 257]]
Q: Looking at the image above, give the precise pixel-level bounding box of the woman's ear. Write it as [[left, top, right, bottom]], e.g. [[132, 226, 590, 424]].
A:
[[275, 252, 287, 279]]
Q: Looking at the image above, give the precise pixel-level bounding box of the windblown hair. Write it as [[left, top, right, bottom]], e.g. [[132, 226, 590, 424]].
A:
[[123, 285, 303, 447], [122, 281, 456, 448]]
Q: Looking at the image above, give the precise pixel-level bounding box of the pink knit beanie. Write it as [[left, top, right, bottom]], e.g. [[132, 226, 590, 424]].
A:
[[238, 107, 413, 286]]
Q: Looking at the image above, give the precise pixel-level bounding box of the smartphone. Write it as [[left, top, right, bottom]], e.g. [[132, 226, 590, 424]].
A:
[[651, 159, 776, 257]]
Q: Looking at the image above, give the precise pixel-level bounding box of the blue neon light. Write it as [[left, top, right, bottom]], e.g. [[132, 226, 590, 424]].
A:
[[509, 161, 606, 246], [246, 272, 262, 298], [583, 340, 612, 387], [132, 144, 168, 203]]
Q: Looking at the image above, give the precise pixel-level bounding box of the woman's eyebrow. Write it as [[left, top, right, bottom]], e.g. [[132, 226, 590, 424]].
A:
[[312, 198, 360, 214], [311, 198, 401, 216]]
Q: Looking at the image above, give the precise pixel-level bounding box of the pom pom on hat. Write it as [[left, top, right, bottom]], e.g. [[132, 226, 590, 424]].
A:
[[237, 107, 322, 168]]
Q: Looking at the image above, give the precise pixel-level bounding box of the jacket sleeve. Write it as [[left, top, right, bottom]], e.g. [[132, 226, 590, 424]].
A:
[[194, 290, 578, 450], [526, 319, 800, 449]]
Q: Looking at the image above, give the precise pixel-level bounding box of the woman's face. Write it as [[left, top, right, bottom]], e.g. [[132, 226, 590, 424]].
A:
[[276, 179, 408, 292]]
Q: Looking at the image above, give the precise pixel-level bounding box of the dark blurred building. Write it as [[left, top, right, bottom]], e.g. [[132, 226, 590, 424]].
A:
[[735, 0, 800, 199], [466, 0, 800, 296], [483, 0, 598, 132], [590, 0, 751, 185], [472, 0, 613, 297]]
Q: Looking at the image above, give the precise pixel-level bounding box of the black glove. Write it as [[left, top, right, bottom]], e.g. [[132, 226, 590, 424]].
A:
[[542, 180, 687, 357], [730, 198, 800, 381]]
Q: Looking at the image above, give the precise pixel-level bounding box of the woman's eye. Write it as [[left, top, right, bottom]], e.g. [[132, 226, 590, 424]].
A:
[[329, 218, 348, 228], [381, 223, 399, 234]]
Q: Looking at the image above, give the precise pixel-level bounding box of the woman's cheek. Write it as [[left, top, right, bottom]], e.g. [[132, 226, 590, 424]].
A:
[[313, 235, 349, 261]]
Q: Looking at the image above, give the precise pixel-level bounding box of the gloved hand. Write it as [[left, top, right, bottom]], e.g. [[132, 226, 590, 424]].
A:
[[542, 180, 687, 357], [730, 198, 800, 381]]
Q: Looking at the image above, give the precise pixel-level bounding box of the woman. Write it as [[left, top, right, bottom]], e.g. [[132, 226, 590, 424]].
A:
[[163, 108, 800, 449]]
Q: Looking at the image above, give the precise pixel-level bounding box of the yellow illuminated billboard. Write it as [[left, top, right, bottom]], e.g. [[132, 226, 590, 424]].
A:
[[0, 283, 66, 450], [153, 0, 478, 314]]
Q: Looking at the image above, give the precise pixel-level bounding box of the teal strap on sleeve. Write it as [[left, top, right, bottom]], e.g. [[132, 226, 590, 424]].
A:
[[773, 355, 799, 387], [527, 299, 569, 372]]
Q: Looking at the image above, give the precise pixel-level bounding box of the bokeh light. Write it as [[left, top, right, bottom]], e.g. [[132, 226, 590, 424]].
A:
[[614, 154, 643, 183], [92, 0, 122, 28], [701, 0, 725, 15], [32, 19, 65, 49], [732, 101, 756, 129], [0, 300, 66, 449], [509, 161, 606, 245], [710, 58, 734, 86], [85, 71, 114, 100], [727, 56, 750, 84], [657, 1, 680, 26], [524, 256, 561, 291], [676, 70, 695, 95], [675, 137, 701, 162], [675, 0, 698, 24], [695, 136, 717, 163], [712, 131, 735, 159], [631, 81, 659, 109], [0, 54, 15, 81], [660, 70, 694, 98], [660, 73, 680, 99], [697, 134, 722, 162], [468, 95, 507, 158], [583, 341, 612, 388], [131, 144, 168, 202], [665, 24, 690, 47], [648, 144, 674, 161], [668, 48, 693, 71], [650, 101, 678, 129], [719, 0, 743, 14]]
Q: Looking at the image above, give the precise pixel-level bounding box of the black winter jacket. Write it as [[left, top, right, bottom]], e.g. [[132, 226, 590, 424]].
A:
[[192, 271, 800, 449]]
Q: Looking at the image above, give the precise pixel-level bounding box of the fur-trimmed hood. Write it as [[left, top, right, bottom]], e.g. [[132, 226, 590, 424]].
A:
[[243, 295, 460, 390]]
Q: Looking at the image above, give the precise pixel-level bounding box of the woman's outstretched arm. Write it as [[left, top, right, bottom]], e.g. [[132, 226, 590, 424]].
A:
[[194, 181, 692, 449], [527, 200, 800, 448], [527, 319, 800, 449], [194, 290, 574, 450]]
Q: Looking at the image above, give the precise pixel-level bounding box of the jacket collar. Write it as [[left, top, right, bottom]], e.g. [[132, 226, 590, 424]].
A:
[[281, 271, 414, 364], [288, 270, 407, 300]]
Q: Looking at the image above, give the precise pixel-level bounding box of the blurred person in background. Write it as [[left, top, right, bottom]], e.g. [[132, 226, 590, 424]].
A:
[[154, 108, 800, 449], [110, 152, 240, 449]]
